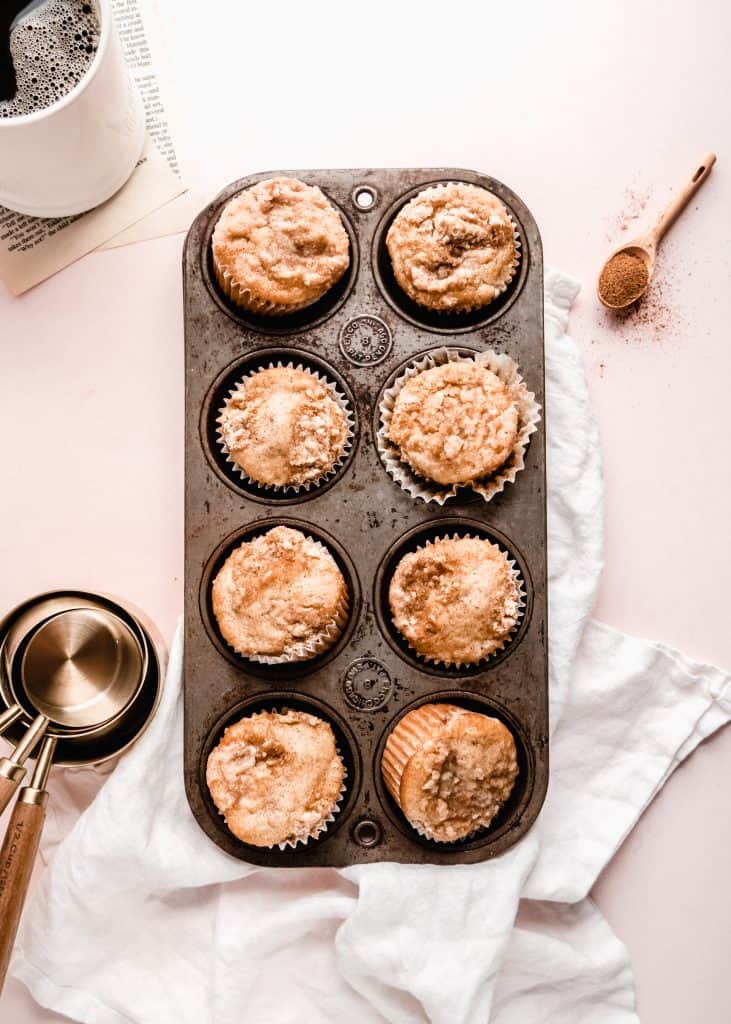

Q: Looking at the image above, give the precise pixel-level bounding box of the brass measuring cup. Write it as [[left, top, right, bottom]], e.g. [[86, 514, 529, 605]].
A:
[[0, 605, 147, 813], [0, 596, 152, 993]]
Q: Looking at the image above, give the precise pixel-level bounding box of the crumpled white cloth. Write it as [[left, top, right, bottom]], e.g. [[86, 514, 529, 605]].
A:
[[10, 269, 731, 1024]]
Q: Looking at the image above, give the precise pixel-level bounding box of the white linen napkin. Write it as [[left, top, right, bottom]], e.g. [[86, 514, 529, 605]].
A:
[[10, 270, 731, 1024]]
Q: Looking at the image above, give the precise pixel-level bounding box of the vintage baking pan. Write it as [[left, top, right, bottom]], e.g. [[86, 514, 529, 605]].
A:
[[183, 167, 547, 866]]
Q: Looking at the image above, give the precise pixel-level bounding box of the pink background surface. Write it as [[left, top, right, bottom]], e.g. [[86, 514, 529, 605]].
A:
[[1, 0, 730, 1019]]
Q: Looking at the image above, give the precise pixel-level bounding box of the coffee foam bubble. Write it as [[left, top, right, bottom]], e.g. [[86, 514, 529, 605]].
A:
[[0, 0, 100, 119]]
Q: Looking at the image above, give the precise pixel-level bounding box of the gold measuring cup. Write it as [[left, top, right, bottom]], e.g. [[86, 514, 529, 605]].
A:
[[0, 592, 161, 994], [0, 605, 146, 814]]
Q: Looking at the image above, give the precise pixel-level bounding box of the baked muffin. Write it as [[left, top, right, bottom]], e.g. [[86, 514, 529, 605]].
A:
[[207, 709, 345, 847], [212, 526, 348, 662], [381, 703, 518, 842], [386, 183, 518, 312], [218, 366, 350, 489], [388, 535, 520, 665], [386, 361, 518, 486], [212, 177, 350, 315]]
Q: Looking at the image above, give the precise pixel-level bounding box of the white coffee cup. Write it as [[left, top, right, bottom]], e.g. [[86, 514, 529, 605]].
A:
[[0, 0, 145, 217]]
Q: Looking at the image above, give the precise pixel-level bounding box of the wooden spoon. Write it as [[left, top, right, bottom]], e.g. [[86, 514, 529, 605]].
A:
[[598, 152, 717, 310]]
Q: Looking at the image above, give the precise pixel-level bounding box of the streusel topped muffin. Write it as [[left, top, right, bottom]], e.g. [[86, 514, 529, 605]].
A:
[[218, 366, 350, 488], [207, 709, 345, 847], [212, 526, 348, 662], [212, 177, 350, 315], [386, 361, 518, 485], [381, 703, 518, 842], [386, 183, 518, 312], [388, 535, 520, 665]]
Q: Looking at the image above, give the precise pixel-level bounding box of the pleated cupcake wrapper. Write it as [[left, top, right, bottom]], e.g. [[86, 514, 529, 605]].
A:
[[377, 347, 541, 505], [395, 183, 521, 314], [216, 361, 355, 494], [382, 703, 501, 845], [392, 532, 526, 669], [213, 262, 318, 317], [249, 707, 348, 851]]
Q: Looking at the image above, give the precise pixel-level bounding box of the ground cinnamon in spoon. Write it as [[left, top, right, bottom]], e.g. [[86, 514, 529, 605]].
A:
[[599, 251, 649, 306]]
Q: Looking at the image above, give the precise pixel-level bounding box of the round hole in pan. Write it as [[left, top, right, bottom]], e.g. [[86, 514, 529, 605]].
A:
[[200, 347, 359, 504], [199, 691, 361, 852], [373, 691, 535, 851], [200, 183, 359, 335], [373, 517, 533, 678], [371, 179, 529, 335], [199, 518, 362, 680]]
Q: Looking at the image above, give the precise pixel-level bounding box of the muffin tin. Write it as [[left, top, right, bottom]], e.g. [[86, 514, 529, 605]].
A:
[[183, 168, 548, 866]]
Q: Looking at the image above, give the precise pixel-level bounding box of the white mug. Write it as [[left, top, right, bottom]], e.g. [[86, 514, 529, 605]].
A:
[[0, 0, 145, 217]]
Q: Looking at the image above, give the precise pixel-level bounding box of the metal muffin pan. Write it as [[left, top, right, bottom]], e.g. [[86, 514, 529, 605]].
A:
[[183, 167, 548, 866]]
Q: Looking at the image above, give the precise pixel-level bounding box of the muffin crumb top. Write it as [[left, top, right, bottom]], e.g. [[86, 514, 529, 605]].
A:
[[212, 177, 350, 310], [212, 526, 347, 660], [206, 709, 345, 847], [386, 361, 518, 485], [395, 704, 518, 842], [386, 183, 517, 312], [389, 535, 520, 665], [219, 366, 349, 488]]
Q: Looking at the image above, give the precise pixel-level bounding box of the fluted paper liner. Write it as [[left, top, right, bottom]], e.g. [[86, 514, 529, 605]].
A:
[[389, 183, 522, 314], [378, 347, 541, 505], [213, 262, 322, 317], [381, 703, 453, 804], [389, 532, 526, 668], [216, 361, 354, 494]]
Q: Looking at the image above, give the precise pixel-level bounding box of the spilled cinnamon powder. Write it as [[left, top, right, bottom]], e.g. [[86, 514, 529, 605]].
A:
[[598, 251, 649, 306]]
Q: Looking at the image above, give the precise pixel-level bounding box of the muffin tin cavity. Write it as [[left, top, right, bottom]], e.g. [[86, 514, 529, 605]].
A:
[[201, 348, 359, 503], [374, 692, 534, 851], [199, 518, 362, 678], [185, 168, 548, 867], [372, 180, 528, 335], [199, 693, 360, 856], [201, 185, 359, 335], [374, 518, 532, 678]]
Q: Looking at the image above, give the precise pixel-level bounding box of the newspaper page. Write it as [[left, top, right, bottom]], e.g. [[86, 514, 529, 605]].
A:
[[0, 0, 188, 295], [101, 0, 202, 249]]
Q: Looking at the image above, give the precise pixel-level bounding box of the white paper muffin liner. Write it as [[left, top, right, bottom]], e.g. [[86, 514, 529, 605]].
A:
[[216, 361, 355, 494], [381, 703, 517, 844], [389, 531, 526, 669], [213, 262, 321, 317], [216, 529, 350, 666], [377, 347, 541, 505], [210, 706, 348, 851], [388, 182, 522, 314]]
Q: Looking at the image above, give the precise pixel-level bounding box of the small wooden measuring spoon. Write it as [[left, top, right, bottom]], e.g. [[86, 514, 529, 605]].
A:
[[598, 152, 717, 310]]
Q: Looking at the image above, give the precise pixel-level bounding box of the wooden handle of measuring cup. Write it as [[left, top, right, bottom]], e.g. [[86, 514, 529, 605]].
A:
[[652, 152, 716, 244], [0, 763, 24, 816], [0, 796, 46, 994], [0, 737, 55, 997]]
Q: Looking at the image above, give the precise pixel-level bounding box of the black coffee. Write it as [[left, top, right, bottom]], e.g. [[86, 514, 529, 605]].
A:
[[0, 0, 100, 117]]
